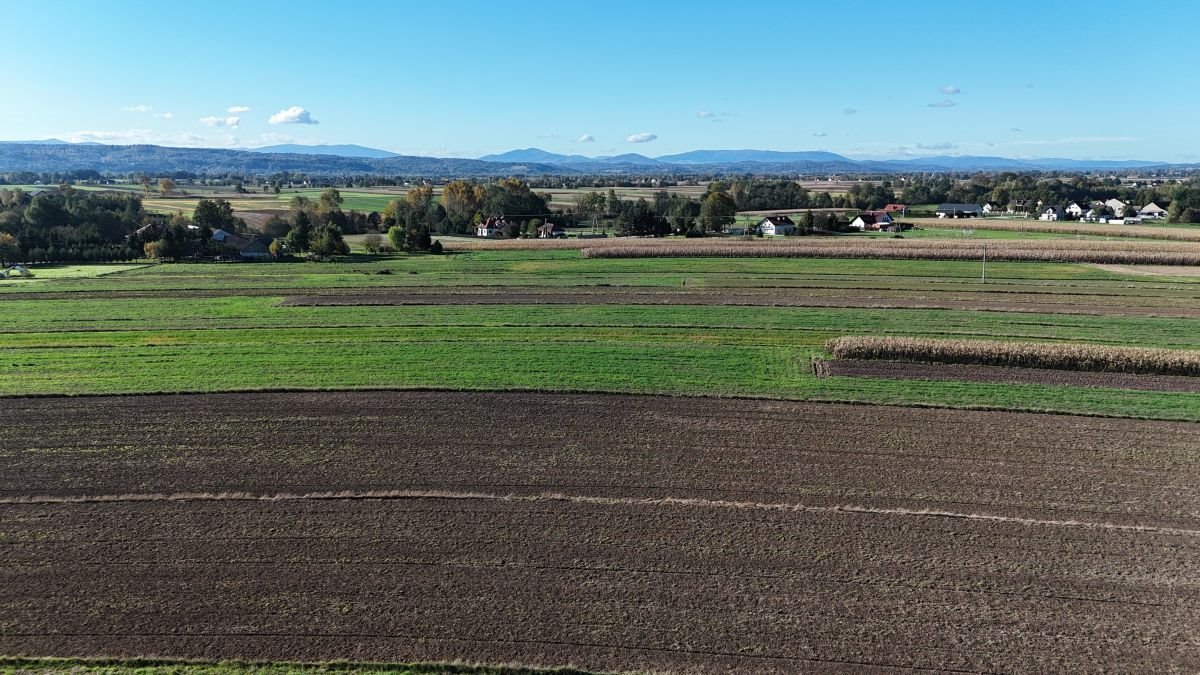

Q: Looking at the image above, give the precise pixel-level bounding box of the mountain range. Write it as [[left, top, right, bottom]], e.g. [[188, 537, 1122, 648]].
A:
[[0, 140, 1187, 176]]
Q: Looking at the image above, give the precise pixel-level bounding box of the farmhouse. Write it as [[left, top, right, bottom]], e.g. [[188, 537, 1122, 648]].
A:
[[224, 234, 273, 259], [476, 216, 511, 237], [1007, 199, 1033, 214], [1139, 202, 1168, 219], [537, 222, 566, 238], [1039, 206, 1067, 221], [757, 216, 796, 236], [1105, 198, 1129, 215], [982, 202, 1004, 214], [211, 228, 234, 242], [1066, 202, 1086, 217], [849, 212, 893, 231], [935, 203, 983, 218], [883, 203, 908, 215]]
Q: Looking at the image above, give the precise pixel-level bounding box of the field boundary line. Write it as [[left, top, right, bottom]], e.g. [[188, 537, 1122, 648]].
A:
[[5, 488, 1197, 537]]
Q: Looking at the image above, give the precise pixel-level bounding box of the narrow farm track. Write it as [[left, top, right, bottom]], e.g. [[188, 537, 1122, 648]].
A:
[[2, 391, 1200, 672]]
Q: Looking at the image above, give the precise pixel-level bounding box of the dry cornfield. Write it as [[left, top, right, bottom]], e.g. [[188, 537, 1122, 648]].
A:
[[827, 335, 1200, 376], [904, 217, 1200, 242]]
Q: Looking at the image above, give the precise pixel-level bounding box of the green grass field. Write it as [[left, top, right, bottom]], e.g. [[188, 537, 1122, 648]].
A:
[[2, 252, 1200, 419]]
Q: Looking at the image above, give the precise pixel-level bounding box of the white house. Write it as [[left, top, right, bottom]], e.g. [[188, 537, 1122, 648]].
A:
[[476, 216, 510, 237], [982, 202, 1003, 214], [757, 216, 796, 236], [849, 212, 893, 231], [1139, 202, 1168, 219], [1039, 206, 1066, 221], [1105, 198, 1129, 216], [1066, 202, 1086, 218]]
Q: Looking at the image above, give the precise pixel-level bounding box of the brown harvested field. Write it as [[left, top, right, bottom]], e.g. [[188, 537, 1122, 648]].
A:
[[1092, 263, 1200, 277], [826, 358, 1200, 393], [577, 237, 1200, 265], [902, 217, 1200, 242], [279, 287, 1200, 318], [3, 391, 1200, 672]]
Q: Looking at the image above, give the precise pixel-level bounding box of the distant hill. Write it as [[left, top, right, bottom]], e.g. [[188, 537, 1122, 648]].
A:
[[0, 143, 566, 176], [0, 138, 75, 145], [0, 142, 1179, 176], [654, 149, 853, 165], [248, 144, 400, 159], [479, 148, 592, 164]]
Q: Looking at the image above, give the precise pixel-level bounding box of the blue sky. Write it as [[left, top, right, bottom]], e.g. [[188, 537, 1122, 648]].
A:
[[3, 0, 1196, 161]]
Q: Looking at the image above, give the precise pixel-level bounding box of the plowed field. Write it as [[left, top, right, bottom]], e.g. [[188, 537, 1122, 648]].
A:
[[3, 392, 1200, 672]]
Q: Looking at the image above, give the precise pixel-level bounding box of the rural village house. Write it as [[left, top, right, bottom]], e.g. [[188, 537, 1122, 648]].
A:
[[935, 203, 983, 218], [1139, 202, 1168, 218], [1006, 199, 1035, 214], [476, 216, 511, 237], [1066, 202, 1086, 218], [883, 203, 908, 215], [1039, 206, 1067, 221], [1105, 198, 1129, 215], [982, 202, 1004, 214], [757, 216, 796, 236], [849, 212, 894, 231]]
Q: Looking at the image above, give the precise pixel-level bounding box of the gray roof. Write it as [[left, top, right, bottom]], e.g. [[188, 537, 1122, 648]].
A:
[[936, 203, 983, 212]]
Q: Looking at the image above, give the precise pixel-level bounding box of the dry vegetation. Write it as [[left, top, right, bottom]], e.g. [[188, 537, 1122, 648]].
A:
[[579, 237, 1200, 265], [906, 217, 1200, 241], [828, 335, 1200, 376]]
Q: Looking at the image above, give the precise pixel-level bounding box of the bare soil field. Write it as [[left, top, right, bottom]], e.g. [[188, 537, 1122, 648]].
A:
[[1092, 263, 1200, 277], [827, 358, 1200, 393], [3, 392, 1200, 672], [279, 288, 1200, 317]]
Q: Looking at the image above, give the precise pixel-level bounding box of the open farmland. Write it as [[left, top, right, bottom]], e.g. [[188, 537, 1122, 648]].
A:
[[4, 392, 1200, 672], [6, 249, 1200, 672]]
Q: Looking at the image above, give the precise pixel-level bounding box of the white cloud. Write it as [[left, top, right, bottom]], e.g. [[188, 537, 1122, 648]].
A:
[[153, 112, 174, 119], [227, 105, 251, 113], [697, 110, 713, 119], [812, 131, 828, 137], [1011, 127, 1022, 132], [626, 132, 657, 143], [927, 99, 957, 108], [269, 106, 319, 125], [121, 105, 153, 113], [940, 85, 961, 95], [916, 142, 957, 151], [537, 133, 560, 139], [200, 116, 240, 128], [843, 107, 857, 115], [576, 134, 595, 143]]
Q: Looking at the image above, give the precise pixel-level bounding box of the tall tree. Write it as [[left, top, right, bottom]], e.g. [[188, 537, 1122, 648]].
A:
[[698, 191, 737, 233]]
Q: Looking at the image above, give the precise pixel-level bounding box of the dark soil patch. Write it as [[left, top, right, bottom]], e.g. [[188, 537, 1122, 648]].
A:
[[2, 392, 1199, 672], [828, 359, 1200, 393]]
